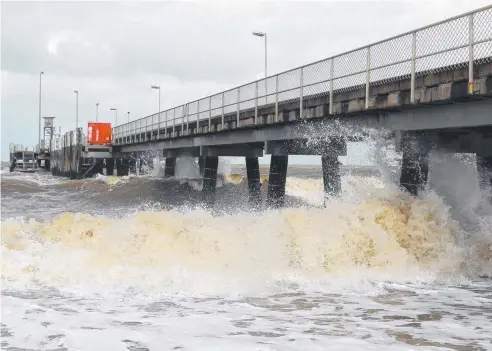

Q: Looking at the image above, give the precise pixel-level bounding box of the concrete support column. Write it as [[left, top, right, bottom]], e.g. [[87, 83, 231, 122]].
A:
[[129, 158, 137, 175], [164, 157, 176, 178], [321, 155, 341, 198], [116, 159, 129, 176], [245, 157, 261, 207], [267, 155, 288, 208], [198, 156, 205, 177], [400, 151, 429, 196], [106, 158, 114, 176], [202, 156, 219, 208], [92, 160, 103, 177], [477, 155, 492, 191]]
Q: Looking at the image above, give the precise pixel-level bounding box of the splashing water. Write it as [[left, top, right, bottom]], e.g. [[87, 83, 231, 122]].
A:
[[1, 147, 492, 350]]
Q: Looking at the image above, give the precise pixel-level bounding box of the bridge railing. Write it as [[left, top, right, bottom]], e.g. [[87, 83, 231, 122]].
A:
[[112, 5, 492, 145]]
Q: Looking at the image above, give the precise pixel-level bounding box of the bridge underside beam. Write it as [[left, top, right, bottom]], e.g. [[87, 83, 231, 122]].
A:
[[265, 138, 347, 156], [200, 144, 264, 157], [116, 99, 492, 154]]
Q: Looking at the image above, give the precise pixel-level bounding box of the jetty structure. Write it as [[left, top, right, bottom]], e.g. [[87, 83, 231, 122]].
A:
[[11, 6, 492, 207]]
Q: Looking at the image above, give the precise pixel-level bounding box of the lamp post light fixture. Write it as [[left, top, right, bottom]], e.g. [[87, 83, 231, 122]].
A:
[[151, 85, 161, 114], [110, 108, 118, 126], [38, 71, 44, 151], [252, 31, 267, 78], [74, 90, 79, 132], [151, 85, 161, 139]]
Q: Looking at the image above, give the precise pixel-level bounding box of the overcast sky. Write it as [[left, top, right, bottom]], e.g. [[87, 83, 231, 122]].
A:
[[1, 0, 490, 162]]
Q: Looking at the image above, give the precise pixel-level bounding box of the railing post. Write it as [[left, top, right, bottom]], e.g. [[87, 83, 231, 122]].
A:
[[299, 67, 304, 119], [365, 46, 371, 110], [172, 107, 176, 137], [468, 13, 474, 94], [208, 97, 212, 132], [221, 92, 225, 130], [197, 100, 200, 134], [186, 104, 190, 135], [182, 104, 186, 136], [236, 88, 240, 128], [165, 111, 168, 139], [329, 59, 334, 115], [410, 32, 417, 103], [157, 112, 161, 140], [255, 81, 258, 125], [152, 114, 155, 140], [275, 75, 279, 122]]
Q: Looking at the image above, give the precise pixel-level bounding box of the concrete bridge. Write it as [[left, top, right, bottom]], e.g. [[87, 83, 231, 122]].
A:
[[103, 7, 492, 206]]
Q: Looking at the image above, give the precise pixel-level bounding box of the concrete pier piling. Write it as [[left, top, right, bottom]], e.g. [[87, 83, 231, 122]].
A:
[[116, 159, 130, 176], [399, 151, 429, 196], [202, 156, 219, 207], [245, 157, 261, 207], [321, 155, 341, 198], [106, 159, 114, 176], [164, 157, 176, 178], [266, 155, 288, 208], [477, 155, 492, 191], [91, 160, 103, 177], [198, 156, 205, 177]]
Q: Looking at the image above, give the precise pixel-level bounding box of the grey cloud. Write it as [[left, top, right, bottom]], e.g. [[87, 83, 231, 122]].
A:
[[2, 0, 490, 160]]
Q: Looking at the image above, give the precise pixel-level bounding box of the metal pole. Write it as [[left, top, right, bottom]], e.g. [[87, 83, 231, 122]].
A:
[[158, 87, 161, 139], [186, 104, 189, 134], [236, 89, 240, 128], [329, 59, 334, 115], [275, 75, 279, 122], [38, 72, 44, 151], [264, 34, 267, 78], [299, 67, 304, 119], [221, 92, 225, 130], [255, 81, 258, 125], [208, 97, 211, 131], [96, 103, 99, 122], [74, 90, 79, 132], [197, 100, 200, 134], [173, 108, 176, 137], [365, 46, 371, 109], [127, 111, 130, 122], [182, 104, 186, 135], [468, 14, 474, 94], [410, 32, 416, 103]]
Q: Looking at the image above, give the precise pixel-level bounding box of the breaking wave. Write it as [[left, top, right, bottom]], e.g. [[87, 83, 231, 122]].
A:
[[2, 188, 491, 297], [1, 152, 491, 297]]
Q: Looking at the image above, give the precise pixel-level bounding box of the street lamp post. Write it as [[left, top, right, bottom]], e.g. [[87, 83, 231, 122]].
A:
[[74, 90, 79, 132], [252, 31, 267, 77], [151, 85, 161, 139], [110, 108, 118, 126], [127, 111, 130, 122], [38, 71, 44, 150], [96, 103, 99, 122]]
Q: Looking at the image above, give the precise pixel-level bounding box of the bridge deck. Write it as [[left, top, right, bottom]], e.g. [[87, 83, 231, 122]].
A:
[[112, 6, 492, 150]]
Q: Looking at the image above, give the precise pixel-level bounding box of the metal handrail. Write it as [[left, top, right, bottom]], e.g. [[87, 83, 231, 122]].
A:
[[112, 5, 492, 143]]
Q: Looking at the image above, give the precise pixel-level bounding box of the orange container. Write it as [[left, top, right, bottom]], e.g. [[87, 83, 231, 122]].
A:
[[87, 122, 112, 145]]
